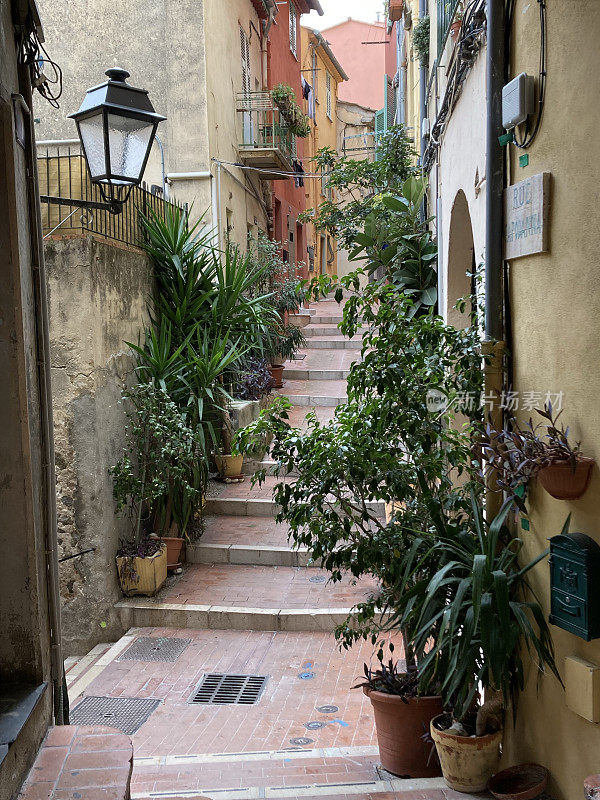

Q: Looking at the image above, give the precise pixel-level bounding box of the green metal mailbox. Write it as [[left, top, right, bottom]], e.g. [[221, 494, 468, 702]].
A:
[[549, 532, 600, 642]]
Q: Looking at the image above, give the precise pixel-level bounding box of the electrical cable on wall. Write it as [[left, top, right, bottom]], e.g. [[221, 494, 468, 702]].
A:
[[16, 18, 63, 108], [508, 0, 547, 149]]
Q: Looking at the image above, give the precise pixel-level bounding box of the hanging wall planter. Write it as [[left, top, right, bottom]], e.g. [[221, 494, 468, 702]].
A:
[[537, 457, 595, 500], [388, 0, 404, 21]]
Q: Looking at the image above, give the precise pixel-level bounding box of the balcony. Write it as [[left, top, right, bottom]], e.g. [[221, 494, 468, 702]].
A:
[[236, 92, 294, 180]]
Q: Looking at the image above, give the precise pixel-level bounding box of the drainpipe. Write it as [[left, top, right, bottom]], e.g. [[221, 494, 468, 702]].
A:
[[484, 0, 506, 519], [419, 0, 427, 162], [154, 134, 168, 199]]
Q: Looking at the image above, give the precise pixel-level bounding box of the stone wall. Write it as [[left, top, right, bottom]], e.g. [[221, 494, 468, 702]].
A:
[[45, 235, 154, 655]]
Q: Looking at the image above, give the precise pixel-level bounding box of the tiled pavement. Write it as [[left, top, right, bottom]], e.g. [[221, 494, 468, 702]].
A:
[[64, 301, 485, 800]]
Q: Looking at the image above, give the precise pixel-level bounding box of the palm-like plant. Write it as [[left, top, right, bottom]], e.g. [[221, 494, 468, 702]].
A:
[[393, 487, 562, 730]]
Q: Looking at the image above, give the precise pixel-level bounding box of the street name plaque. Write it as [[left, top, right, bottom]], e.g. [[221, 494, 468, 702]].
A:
[[504, 172, 551, 260]]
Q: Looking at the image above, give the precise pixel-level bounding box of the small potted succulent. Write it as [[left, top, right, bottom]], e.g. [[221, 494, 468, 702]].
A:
[[355, 652, 442, 778], [480, 402, 595, 503]]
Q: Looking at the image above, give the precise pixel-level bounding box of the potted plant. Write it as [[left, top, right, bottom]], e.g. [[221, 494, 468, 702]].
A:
[[215, 403, 245, 478], [111, 382, 205, 579], [480, 402, 595, 502], [412, 15, 430, 67], [450, 6, 463, 42], [394, 492, 562, 792], [355, 654, 442, 777], [271, 83, 311, 138]]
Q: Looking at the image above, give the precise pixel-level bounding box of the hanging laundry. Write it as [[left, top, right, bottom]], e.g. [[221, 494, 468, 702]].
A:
[[302, 76, 315, 121], [293, 160, 305, 188]]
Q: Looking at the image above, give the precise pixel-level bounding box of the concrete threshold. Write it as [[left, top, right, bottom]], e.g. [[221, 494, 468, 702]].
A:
[[131, 776, 451, 799], [187, 542, 319, 568], [284, 369, 351, 381]]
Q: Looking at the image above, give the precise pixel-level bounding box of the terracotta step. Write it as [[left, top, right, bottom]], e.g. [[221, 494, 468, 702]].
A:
[[19, 725, 133, 800]]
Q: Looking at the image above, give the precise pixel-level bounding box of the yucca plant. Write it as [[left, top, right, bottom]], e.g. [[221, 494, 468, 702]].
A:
[[393, 486, 563, 732]]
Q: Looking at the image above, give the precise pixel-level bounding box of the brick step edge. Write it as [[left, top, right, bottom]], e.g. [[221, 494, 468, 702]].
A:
[[187, 542, 321, 568], [116, 601, 388, 633]]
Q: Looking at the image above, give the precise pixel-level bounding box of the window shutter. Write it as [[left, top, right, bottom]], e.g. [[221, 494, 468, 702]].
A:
[[289, 2, 297, 56], [385, 74, 396, 128], [240, 26, 251, 94], [326, 72, 332, 118], [374, 108, 385, 161]]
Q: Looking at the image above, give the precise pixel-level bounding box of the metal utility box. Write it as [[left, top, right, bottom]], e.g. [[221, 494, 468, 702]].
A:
[[502, 72, 535, 129], [549, 532, 600, 642]]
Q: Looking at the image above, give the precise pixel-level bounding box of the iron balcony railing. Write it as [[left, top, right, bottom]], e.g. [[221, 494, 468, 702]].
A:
[[236, 92, 295, 164], [37, 144, 184, 248]]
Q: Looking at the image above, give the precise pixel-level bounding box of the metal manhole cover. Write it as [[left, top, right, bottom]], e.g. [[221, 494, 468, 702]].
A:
[[189, 674, 268, 705], [316, 705, 339, 714], [118, 637, 191, 662], [309, 576, 327, 584], [291, 354, 307, 360], [298, 671, 315, 680], [304, 721, 326, 730], [290, 737, 314, 746], [70, 696, 160, 735]]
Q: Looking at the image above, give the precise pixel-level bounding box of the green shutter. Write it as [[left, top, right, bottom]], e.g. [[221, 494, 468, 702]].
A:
[[374, 108, 385, 161]]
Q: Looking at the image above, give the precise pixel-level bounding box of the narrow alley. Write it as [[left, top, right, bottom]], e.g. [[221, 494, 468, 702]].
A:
[[44, 301, 465, 800]]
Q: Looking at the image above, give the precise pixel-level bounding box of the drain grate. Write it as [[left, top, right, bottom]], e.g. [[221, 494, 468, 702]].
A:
[[189, 674, 268, 705], [118, 637, 191, 663], [304, 720, 326, 730], [316, 705, 339, 714], [309, 576, 327, 584], [290, 737, 314, 746], [70, 696, 160, 735]]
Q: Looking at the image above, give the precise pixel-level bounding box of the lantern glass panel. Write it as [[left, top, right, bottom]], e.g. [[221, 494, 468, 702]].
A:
[[107, 114, 154, 183], [78, 112, 106, 179]]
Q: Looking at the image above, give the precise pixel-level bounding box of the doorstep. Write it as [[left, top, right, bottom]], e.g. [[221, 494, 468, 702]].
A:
[[18, 724, 133, 800]]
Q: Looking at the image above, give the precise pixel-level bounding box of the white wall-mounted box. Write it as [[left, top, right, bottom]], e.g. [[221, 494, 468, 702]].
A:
[[565, 655, 600, 723], [502, 72, 535, 129]]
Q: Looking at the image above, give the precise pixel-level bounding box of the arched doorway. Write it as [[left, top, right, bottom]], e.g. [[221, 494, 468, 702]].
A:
[[446, 190, 475, 329]]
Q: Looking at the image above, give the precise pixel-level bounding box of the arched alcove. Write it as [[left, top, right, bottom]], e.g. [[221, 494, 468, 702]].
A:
[[446, 190, 475, 329]]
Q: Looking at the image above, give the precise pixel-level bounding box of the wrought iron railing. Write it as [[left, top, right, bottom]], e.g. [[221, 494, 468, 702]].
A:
[[37, 144, 184, 248], [236, 92, 295, 163], [437, 0, 461, 54]]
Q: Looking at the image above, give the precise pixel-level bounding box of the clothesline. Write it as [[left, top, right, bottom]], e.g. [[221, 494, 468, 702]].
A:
[[211, 158, 329, 180]]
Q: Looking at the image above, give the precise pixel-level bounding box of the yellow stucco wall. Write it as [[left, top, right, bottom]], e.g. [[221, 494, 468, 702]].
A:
[[501, 4, 600, 798], [204, 0, 270, 250], [301, 26, 344, 278]]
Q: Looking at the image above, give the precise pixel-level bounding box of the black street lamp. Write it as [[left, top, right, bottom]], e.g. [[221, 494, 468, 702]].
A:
[[67, 68, 165, 213]]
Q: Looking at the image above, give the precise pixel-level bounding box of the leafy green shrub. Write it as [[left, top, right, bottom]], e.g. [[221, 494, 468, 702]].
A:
[[413, 15, 430, 67]]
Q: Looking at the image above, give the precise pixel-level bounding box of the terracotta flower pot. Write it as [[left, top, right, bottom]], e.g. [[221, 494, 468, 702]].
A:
[[161, 536, 185, 569], [215, 453, 244, 478], [388, 0, 404, 21], [430, 714, 502, 792], [365, 688, 442, 777], [116, 544, 167, 597], [269, 364, 285, 389], [537, 457, 594, 500], [450, 19, 462, 41], [488, 763, 548, 800]]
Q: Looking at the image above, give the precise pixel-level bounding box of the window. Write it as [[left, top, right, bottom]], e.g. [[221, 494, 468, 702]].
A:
[[321, 166, 332, 201], [326, 71, 332, 119], [311, 50, 318, 101], [289, 1, 297, 57], [437, 0, 461, 54]]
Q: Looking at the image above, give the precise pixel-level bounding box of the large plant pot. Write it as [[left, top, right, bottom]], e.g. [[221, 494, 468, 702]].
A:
[[537, 457, 594, 500], [365, 688, 442, 777], [161, 536, 185, 569], [388, 0, 404, 21], [430, 715, 502, 792], [215, 453, 244, 478], [269, 364, 284, 389], [117, 545, 167, 597]]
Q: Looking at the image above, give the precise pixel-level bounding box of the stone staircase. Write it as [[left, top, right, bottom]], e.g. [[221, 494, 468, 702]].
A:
[[115, 298, 381, 636]]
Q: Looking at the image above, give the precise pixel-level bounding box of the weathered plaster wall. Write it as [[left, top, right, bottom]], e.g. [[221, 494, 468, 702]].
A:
[[204, 0, 269, 249], [45, 235, 153, 655], [501, 4, 600, 798], [301, 26, 344, 278], [0, 1, 54, 793], [34, 0, 211, 220]]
